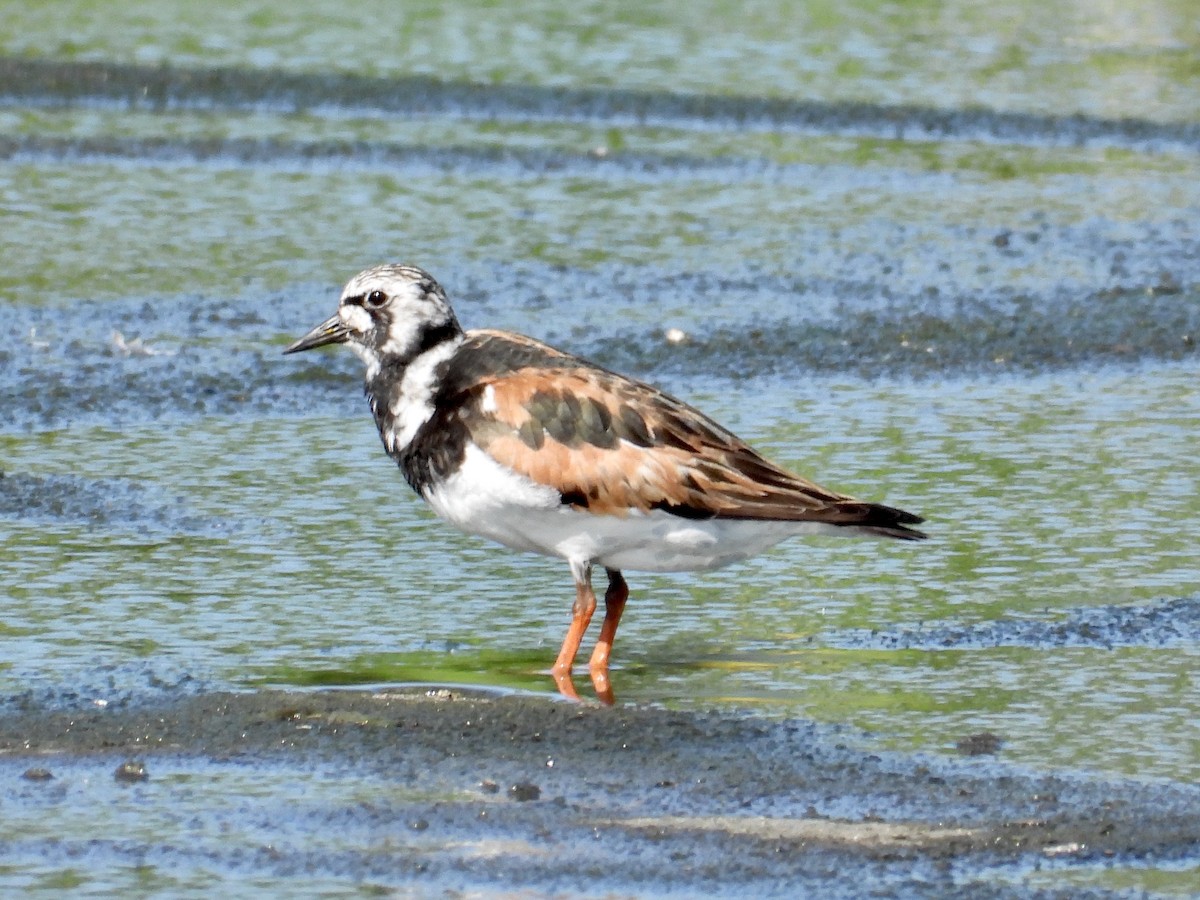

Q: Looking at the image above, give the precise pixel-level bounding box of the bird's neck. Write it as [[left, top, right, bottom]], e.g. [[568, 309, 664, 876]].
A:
[[365, 334, 464, 460]]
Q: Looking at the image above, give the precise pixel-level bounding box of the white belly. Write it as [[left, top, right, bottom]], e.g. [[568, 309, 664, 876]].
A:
[[422, 444, 835, 572], [487, 504, 831, 572]]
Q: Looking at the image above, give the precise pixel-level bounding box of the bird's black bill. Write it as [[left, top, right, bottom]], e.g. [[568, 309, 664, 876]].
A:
[[283, 315, 350, 354]]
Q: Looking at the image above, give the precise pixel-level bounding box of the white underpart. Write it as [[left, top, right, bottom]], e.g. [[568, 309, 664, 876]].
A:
[[382, 338, 464, 453], [424, 442, 561, 539], [425, 443, 841, 574]]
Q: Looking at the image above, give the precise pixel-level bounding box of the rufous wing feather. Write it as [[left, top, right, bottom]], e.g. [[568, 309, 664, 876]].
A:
[[455, 360, 925, 540]]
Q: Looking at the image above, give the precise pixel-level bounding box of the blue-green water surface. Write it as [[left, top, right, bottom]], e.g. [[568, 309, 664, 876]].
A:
[[2, 1, 1199, 894]]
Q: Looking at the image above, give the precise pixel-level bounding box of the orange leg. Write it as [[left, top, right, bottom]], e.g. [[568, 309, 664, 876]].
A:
[[551, 562, 596, 701], [589, 568, 629, 705]]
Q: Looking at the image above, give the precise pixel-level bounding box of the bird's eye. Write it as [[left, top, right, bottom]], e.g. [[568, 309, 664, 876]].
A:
[[365, 290, 388, 308]]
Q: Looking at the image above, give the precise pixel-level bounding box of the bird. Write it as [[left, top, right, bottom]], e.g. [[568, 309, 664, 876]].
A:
[[285, 264, 926, 703]]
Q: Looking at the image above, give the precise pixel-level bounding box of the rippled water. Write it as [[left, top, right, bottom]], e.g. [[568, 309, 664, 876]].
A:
[[4, 362, 1198, 778], [1, 0, 1199, 893]]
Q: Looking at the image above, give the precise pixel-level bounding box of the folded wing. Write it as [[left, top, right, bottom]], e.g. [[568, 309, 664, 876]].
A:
[[442, 334, 925, 541]]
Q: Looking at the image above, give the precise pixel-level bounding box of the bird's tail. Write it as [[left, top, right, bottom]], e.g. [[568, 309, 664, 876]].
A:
[[826, 500, 927, 541]]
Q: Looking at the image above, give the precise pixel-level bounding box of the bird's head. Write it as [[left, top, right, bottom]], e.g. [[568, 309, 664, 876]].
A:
[[284, 264, 462, 375]]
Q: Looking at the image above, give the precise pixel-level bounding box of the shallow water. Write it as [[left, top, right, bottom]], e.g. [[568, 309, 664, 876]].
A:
[[2, 0, 1199, 894], [4, 364, 1198, 784]]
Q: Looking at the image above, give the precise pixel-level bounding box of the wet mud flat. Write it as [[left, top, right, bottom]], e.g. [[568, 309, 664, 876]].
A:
[[2, 688, 1197, 896]]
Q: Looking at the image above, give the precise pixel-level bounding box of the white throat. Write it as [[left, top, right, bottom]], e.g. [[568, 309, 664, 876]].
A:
[[349, 341, 383, 382]]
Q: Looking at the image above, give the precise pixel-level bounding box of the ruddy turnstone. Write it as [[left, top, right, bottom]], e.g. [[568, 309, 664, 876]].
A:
[[285, 264, 926, 702]]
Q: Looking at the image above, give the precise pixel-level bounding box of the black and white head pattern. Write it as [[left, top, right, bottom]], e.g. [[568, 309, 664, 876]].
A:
[[335, 264, 463, 377]]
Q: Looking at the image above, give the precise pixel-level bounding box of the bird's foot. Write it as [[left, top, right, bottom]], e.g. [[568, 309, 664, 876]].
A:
[[550, 664, 615, 706], [589, 665, 615, 706]]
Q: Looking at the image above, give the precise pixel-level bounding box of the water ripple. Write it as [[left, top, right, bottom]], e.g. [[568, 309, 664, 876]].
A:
[[3, 57, 1198, 153], [1, 263, 1196, 431], [829, 595, 1200, 651], [0, 471, 231, 535]]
